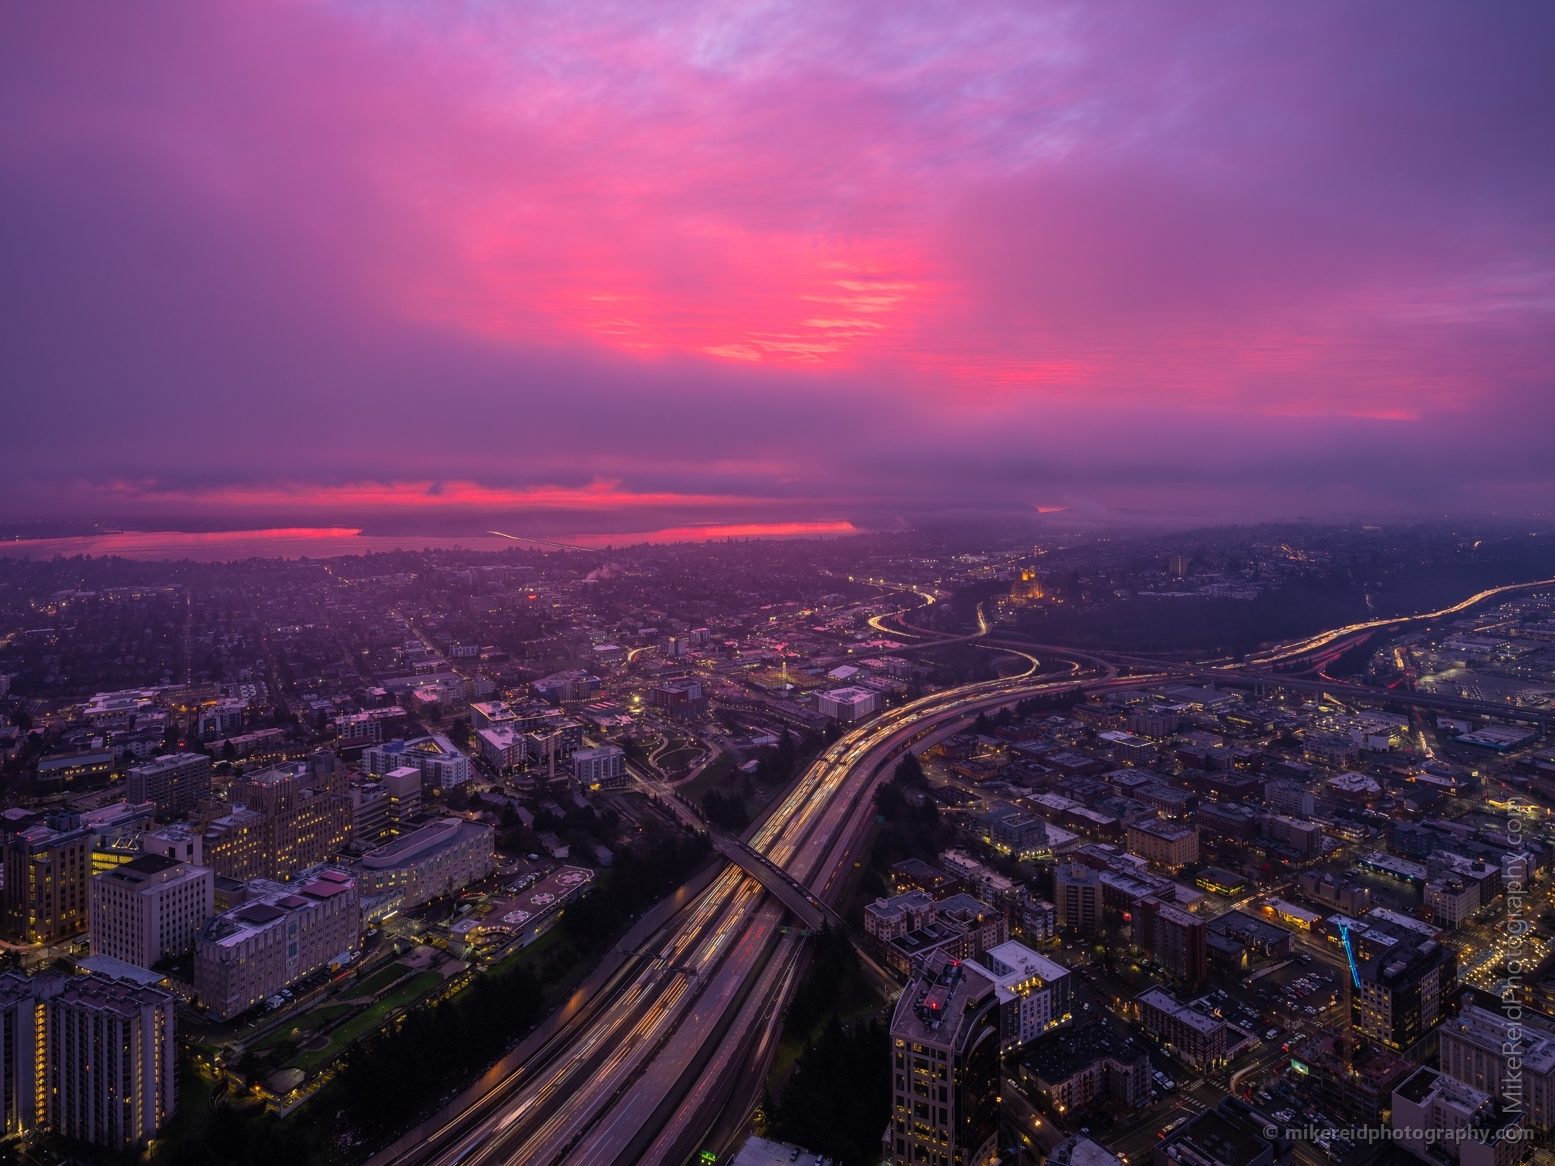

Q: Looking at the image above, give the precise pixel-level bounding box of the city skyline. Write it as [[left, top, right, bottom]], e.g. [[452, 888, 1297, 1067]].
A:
[[4, 2, 1554, 534]]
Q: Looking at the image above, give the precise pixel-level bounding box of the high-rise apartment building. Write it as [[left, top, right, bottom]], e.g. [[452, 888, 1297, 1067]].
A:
[[0, 970, 178, 1148], [1355, 937, 1456, 1053], [125, 752, 212, 816], [45, 973, 178, 1148], [1137, 897, 1208, 988], [89, 855, 214, 969], [2, 802, 156, 944], [1439, 1004, 1555, 1131], [1054, 863, 1101, 936], [0, 972, 48, 1137], [887, 950, 1000, 1166]]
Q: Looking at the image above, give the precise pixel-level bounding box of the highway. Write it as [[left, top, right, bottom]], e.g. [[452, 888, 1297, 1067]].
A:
[[392, 646, 1116, 1166]]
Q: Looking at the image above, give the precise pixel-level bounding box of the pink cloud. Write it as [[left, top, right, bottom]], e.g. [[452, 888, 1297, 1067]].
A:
[[1, 1, 1553, 520]]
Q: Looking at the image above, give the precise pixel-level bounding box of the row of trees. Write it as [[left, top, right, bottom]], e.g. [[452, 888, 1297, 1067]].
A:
[[770, 1017, 891, 1166], [560, 828, 714, 954], [337, 957, 544, 1125], [784, 921, 868, 1035], [700, 788, 751, 830]]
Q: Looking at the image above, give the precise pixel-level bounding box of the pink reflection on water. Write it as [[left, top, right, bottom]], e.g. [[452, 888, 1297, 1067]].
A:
[[0, 522, 859, 562]]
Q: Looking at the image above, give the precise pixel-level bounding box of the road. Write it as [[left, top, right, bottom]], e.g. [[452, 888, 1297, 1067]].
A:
[[389, 651, 1116, 1166]]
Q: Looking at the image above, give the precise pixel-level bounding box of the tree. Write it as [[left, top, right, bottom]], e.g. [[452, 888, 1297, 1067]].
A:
[[891, 752, 925, 787], [771, 1017, 890, 1165]]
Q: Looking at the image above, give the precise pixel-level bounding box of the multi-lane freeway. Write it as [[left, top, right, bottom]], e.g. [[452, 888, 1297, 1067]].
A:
[[389, 648, 1128, 1166]]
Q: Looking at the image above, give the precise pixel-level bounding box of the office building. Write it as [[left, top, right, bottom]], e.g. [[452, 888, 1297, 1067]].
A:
[[1265, 780, 1316, 818], [377, 766, 419, 832], [144, 825, 201, 866], [202, 753, 352, 881], [573, 744, 627, 789], [349, 779, 391, 847], [818, 687, 880, 722], [364, 734, 471, 789], [1135, 987, 1228, 1070], [194, 868, 360, 1020], [1194, 802, 1261, 843], [975, 804, 1047, 860], [199, 807, 266, 883], [1136, 897, 1208, 989], [1018, 1023, 1151, 1116], [126, 752, 212, 816], [1054, 863, 1101, 936], [1127, 709, 1180, 739], [45, 972, 179, 1148], [1426, 877, 1481, 928], [887, 950, 1000, 1166], [1097, 731, 1156, 765], [974, 940, 1073, 1051], [2, 802, 156, 944], [1125, 820, 1198, 869], [1262, 813, 1322, 858], [1439, 1004, 1555, 1132], [352, 817, 496, 923], [89, 855, 214, 969], [1355, 937, 1456, 1054], [1391, 1067, 1526, 1166]]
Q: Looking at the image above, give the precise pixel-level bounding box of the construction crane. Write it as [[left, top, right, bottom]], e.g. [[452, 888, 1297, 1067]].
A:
[[1336, 920, 1361, 1074]]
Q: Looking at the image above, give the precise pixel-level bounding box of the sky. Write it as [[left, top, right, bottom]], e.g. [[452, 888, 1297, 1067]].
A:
[[3, 1, 1553, 536]]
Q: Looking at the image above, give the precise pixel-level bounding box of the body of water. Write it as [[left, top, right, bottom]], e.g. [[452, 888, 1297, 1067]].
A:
[[0, 521, 859, 562]]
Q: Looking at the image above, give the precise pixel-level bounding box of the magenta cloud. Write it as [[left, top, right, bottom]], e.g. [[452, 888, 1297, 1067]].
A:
[[2, 1, 1552, 527]]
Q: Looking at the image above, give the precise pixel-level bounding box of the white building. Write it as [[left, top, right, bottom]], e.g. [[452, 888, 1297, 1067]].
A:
[[573, 745, 627, 789], [89, 855, 214, 969], [1391, 1066, 1525, 1166], [817, 686, 879, 721], [364, 734, 471, 789], [477, 724, 526, 772], [194, 868, 361, 1020], [353, 818, 496, 923], [976, 940, 1073, 1050], [126, 752, 212, 816]]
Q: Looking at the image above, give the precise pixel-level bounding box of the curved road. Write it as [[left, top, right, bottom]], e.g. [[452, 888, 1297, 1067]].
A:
[[397, 652, 1115, 1166]]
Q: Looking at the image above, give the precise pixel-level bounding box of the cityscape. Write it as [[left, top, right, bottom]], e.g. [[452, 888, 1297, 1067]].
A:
[[0, 524, 1553, 1166], [4, 4, 1554, 1166]]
